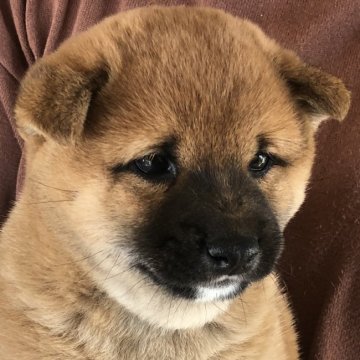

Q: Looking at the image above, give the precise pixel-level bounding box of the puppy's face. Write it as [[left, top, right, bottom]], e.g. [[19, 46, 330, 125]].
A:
[[16, 7, 349, 327]]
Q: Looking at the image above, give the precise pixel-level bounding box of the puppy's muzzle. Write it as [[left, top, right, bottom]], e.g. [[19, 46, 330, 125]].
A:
[[136, 167, 282, 299]]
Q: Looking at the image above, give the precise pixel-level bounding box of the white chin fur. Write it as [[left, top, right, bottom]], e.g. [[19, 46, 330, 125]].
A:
[[196, 282, 240, 302], [102, 274, 231, 330], [93, 255, 232, 330]]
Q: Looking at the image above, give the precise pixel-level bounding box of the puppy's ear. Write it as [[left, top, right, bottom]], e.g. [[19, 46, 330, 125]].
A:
[[15, 35, 112, 144], [245, 20, 351, 128], [273, 49, 351, 127]]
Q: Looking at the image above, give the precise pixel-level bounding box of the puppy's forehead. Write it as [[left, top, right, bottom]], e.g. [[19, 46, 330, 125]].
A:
[[95, 10, 303, 161]]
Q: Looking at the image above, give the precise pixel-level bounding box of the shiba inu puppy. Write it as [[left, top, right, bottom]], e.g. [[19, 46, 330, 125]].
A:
[[0, 6, 350, 360]]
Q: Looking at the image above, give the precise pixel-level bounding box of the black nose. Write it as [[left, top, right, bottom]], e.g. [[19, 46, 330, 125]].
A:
[[205, 236, 260, 275]]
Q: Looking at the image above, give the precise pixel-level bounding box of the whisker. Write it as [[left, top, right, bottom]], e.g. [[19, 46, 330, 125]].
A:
[[25, 199, 75, 205], [172, 297, 184, 322], [181, 298, 190, 323], [82, 254, 111, 279], [104, 262, 139, 281], [54, 249, 105, 267], [212, 303, 241, 323], [146, 285, 161, 309], [29, 178, 77, 193], [240, 298, 247, 325], [110, 277, 147, 302], [104, 251, 121, 281]]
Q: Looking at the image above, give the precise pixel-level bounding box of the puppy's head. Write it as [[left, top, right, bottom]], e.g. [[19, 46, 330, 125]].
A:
[[15, 7, 350, 328]]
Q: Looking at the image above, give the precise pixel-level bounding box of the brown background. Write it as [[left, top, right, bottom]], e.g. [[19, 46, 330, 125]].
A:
[[0, 1, 359, 358]]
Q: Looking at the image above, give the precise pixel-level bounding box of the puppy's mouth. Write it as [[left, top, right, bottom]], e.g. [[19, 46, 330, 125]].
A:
[[137, 264, 249, 302]]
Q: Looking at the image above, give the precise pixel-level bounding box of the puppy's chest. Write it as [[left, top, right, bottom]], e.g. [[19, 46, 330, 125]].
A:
[[96, 324, 229, 360], [97, 311, 284, 360], [67, 309, 232, 360], [102, 333, 263, 360]]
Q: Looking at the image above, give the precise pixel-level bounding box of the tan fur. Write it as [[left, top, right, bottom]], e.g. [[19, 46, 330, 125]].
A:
[[0, 6, 350, 359]]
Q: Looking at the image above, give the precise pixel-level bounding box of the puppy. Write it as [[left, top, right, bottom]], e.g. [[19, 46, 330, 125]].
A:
[[0, 6, 350, 360]]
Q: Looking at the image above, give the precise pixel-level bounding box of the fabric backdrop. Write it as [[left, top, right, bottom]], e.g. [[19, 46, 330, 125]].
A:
[[0, 1, 359, 358]]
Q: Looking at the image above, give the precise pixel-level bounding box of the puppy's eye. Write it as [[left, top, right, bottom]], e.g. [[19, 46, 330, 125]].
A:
[[248, 152, 273, 177], [132, 153, 176, 180]]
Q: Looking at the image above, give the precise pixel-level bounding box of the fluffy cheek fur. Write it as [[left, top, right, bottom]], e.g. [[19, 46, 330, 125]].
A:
[[262, 147, 315, 230]]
